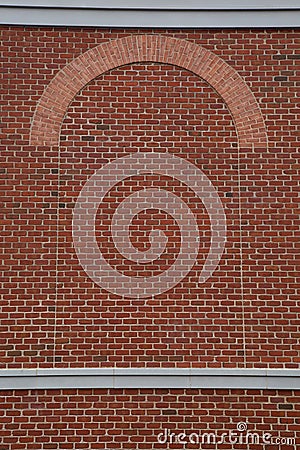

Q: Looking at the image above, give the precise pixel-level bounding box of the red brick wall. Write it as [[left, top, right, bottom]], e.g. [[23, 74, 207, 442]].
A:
[[57, 61, 241, 367], [1, 27, 299, 369], [0, 26, 299, 448], [0, 389, 298, 449]]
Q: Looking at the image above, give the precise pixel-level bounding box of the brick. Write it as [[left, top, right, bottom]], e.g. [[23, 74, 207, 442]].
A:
[[0, 24, 299, 448]]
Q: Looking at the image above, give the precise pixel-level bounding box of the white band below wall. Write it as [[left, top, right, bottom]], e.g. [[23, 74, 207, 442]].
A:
[[1, 368, 300, 390]]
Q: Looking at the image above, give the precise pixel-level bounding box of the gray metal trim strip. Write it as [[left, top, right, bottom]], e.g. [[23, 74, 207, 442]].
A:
[[1, 1, 300, 10], [0, 0, 300, 28], [1, 368, 300, 390], [0, 4, 300, 27]]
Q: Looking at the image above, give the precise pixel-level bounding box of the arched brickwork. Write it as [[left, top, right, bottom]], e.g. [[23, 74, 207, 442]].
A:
[[30, 35, 267, 147]]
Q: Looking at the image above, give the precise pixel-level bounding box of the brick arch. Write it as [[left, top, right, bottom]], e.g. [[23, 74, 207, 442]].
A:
[[30, 35, 267, 147]]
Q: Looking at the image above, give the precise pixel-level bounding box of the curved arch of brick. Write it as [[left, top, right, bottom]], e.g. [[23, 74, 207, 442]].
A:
[[30, 35, 267, 147]]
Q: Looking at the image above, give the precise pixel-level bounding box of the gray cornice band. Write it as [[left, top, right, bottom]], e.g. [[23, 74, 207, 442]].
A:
[[1, 368, 300, 390], [1, 2, 300, 27], [1, 1, 300, 10]]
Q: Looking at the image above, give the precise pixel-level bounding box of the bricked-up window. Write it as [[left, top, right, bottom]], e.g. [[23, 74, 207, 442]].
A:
[[1, 29, 299, 371]]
